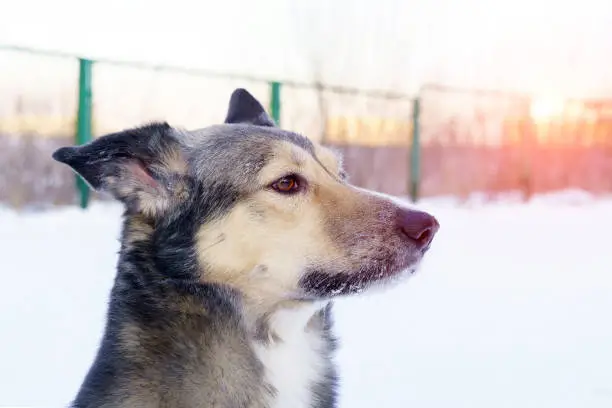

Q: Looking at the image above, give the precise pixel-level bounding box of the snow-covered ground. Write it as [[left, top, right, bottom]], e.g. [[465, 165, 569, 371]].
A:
[[1, 191, 611, 407]]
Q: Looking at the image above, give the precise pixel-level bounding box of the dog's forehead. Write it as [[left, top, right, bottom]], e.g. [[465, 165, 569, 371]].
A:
[[183, 124, 317, 181], [185, 124, 314, 152]]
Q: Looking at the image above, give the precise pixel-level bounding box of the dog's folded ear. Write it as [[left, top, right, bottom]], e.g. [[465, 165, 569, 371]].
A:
[[52, 122, 190, 217], [224, 88, 276, 127]]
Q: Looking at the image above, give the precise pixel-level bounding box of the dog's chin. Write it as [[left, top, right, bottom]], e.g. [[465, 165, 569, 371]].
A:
[[297, 249, 426, 300]]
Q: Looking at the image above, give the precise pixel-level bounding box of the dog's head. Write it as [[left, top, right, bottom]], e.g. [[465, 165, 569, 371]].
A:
[[52, 89, 439, 307]]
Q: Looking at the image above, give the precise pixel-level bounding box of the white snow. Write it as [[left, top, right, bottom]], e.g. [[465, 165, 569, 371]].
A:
[[1, 191, 611, 407]]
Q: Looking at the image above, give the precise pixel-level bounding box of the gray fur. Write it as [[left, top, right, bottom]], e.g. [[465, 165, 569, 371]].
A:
[[182, 123, 313, 189], [51, 88, 438, 408], [51, 89, 340, 408]]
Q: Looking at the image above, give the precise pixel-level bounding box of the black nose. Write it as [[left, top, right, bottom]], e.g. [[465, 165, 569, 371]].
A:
[[398, 209, 439, 249]]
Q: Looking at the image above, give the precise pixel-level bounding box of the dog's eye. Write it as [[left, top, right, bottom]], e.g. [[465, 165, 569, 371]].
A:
[[271, 175, 301, 194]]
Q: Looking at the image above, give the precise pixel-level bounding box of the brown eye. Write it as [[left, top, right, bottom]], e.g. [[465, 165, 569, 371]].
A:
[[271, 175, 301, 194]]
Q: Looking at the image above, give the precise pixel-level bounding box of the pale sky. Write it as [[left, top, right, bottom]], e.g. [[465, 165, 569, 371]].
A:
[[1, 0, 612, 98]]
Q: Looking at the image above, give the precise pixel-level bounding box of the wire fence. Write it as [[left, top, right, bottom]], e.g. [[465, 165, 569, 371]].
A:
[[1, 45, 612, 209]]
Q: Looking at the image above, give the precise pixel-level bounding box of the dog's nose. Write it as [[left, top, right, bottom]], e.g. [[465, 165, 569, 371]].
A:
[[398, 209, 439, 248]]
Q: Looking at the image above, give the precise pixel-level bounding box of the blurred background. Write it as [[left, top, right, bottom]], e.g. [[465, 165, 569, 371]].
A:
[[1, 0, 611, 407], [2, 0, 612, 208]]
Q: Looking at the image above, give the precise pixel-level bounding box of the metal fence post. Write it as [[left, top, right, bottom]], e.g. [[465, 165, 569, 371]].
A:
[[76, 58, 93, 209], [269, 81, 281, 126], [410, 96, 421, 202]]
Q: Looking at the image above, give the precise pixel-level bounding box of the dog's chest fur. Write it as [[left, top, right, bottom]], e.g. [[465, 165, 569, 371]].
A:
[[253, 303, 328, 408]]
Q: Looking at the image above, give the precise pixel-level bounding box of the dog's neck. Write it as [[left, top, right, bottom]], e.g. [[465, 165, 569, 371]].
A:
[[78, 215, 338, 408], [249, 298, 329, 342], [251, 302, 333, 408], [119, 214, 325, 337]]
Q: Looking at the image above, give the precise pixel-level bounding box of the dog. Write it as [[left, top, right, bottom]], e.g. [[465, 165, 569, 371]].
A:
[[52, 88, 439, 408]]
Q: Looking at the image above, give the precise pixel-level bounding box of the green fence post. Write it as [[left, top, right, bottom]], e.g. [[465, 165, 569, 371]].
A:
[[269, 81, 281, 126], [410, 97, 421, 202], [76, 58, 93, 209]]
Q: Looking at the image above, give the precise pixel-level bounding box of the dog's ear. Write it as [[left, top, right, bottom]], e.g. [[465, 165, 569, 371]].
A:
[[224, 88, 276, 127], [52, 122, 190, 217]]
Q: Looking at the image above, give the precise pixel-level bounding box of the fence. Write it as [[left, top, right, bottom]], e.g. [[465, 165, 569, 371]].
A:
[[1, 45, 612, 210], [418, 85, 612, 198]]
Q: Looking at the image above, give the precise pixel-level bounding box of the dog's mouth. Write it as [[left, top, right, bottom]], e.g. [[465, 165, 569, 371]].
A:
[[298, 241, 432, 299]]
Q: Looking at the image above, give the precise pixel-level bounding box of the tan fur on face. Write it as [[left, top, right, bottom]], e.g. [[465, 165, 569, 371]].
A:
[[313, 145, 342, 177], [195, 139, 392, 318], [196, 142, 339, 304]]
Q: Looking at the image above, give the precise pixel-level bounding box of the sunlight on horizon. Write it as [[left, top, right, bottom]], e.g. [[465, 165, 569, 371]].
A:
[[530, 97, 567, 121]]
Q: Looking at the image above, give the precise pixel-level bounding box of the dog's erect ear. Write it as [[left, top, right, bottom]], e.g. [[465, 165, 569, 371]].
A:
[[224, 88, 276, 127], [52, 122, 190, 217]]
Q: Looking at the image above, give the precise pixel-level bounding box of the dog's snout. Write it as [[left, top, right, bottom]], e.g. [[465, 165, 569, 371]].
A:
[[398, 209, 439, 248]]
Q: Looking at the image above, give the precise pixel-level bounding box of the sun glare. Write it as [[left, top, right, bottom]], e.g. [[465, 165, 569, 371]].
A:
[[530, 97, 566, 120]]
